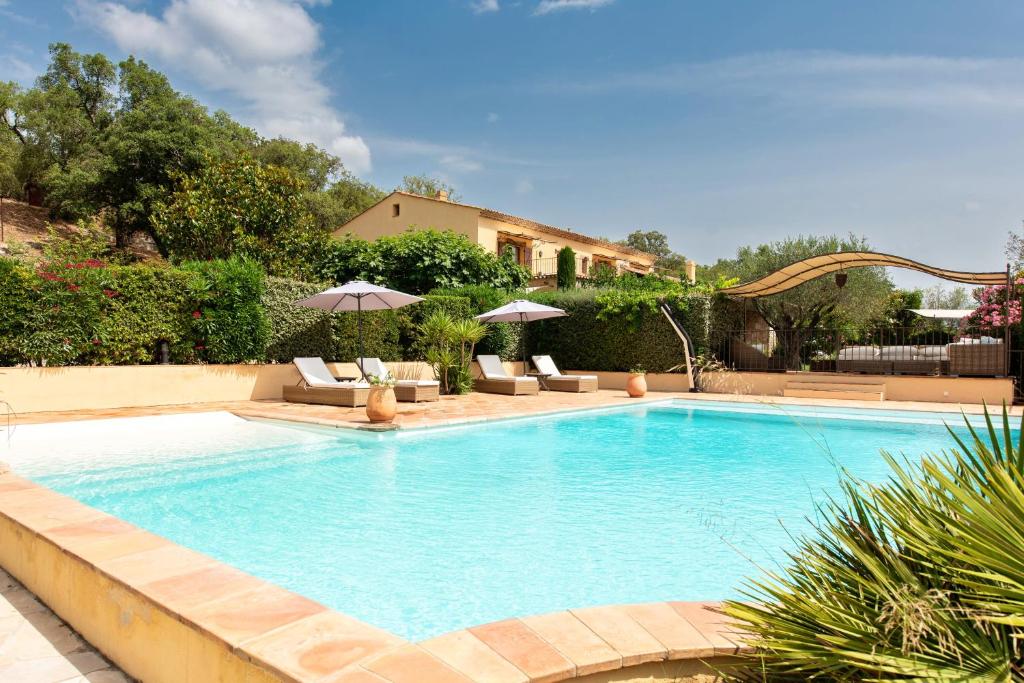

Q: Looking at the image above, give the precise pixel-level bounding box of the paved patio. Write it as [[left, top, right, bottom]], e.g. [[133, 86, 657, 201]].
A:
[[0, 568, 128, 683]]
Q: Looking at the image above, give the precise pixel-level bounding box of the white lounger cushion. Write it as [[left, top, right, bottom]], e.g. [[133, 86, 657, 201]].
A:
[[293, 357, 370, 388], [531, 355, 597, 380], [878, 345, 916, 360], [837, 346, 878, 360], [357, 358, 439, 386], [476, 355, 536, 384]]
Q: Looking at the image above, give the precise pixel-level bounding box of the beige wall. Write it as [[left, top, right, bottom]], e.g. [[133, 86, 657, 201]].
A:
[[477, 215, 656, 276], [700, 371, 1013, 405], [0, 363, 435, 414], [332, 193, 479, 242]]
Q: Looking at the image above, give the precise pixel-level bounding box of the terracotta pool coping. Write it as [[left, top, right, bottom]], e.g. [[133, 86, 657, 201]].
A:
[[0, 470, 752, 682]]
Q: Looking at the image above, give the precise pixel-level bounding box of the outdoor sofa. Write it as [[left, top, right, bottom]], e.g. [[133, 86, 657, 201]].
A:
[[835, 337, 1004, 377], [531, 355, 599, 392], [357, 357, 440, 402], [473, 355, 540, 395], [283, 357, 371, 407]]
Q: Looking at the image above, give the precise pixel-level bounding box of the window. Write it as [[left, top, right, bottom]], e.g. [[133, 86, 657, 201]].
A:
[[392, 203, 400, 217]]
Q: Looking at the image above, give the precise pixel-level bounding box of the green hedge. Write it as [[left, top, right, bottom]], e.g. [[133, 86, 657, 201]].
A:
[[429, 285, 522, 359], [263, 276, 403, 362], [526, 289, 689, 372]]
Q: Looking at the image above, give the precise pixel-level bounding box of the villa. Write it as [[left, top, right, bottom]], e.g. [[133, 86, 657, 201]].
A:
[[333, 190, 660, 289]]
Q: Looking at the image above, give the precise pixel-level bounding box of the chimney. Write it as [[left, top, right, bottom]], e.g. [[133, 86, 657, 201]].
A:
[[685, 259, 697, 285], [435, 189, 449, 202]]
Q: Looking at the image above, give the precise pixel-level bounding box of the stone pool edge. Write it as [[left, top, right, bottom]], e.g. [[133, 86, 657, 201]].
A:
[[0, 470, 751, 682]]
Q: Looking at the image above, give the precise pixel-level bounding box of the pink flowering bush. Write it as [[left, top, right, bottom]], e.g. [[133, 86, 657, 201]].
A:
[[963, 278, 1023, 332]]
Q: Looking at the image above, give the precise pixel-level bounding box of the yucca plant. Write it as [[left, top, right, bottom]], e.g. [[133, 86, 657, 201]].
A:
[[725, 405, 1024, 681], [417, 311, 487, 395]]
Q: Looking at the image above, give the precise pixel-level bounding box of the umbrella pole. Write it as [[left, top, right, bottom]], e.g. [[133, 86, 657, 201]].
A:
[[357, 296, 365, 381], [521, 313, 527, 375]]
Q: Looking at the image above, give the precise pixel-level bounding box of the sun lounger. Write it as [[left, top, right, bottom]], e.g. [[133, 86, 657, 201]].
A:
[[531, 355, 598, 392], [473, 355, 540, 395], [357, 357, 440, 402], [283, 357, 371, 407]]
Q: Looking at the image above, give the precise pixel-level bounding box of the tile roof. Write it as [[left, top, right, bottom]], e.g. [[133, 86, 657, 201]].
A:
[[381, 192, 656, 261]]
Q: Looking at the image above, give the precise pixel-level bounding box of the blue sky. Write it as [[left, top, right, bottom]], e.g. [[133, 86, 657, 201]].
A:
[[2, 0, 1020, 288]]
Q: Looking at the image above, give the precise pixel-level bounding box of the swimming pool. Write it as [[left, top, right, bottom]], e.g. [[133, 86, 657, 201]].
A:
[[10, 401, 991, 641]]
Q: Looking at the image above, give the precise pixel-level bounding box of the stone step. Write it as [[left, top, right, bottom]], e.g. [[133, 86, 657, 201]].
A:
[[784, 385, 885, 402], [785, 381, 885, 393]]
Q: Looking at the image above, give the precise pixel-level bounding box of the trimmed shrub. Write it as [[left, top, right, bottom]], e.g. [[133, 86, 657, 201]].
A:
[[263, 276, 403, 362], [526, 289, 688, 372], [0, 258, 35, 364], [397, 294, 472, 360], [556, 246, 576, 290], [181, 257, 270, 364], [263, 277, 337, 362], [91, 265, 202, 364], [429, 285, 522, 359]]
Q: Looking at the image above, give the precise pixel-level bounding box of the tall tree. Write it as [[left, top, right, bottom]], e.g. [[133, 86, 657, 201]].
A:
[[707, 234, 893, 367], [620, 228, 688, 275], [306, 171, 386, 232], [398, 174, 460, 202], [151, 155, 312, 273]]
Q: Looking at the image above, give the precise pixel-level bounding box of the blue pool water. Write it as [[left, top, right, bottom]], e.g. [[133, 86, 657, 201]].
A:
[[30, 401, 989, 640]]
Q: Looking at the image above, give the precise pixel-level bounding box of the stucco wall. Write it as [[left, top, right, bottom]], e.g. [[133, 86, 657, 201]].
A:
[[573, 658, 742, 682], [0, 363, 434, 414], [700, 371, 1013, 405], [333, 193, 479, 242]]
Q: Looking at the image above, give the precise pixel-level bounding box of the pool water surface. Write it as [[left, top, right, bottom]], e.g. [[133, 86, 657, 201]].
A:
[[19, 401, 990, 640]]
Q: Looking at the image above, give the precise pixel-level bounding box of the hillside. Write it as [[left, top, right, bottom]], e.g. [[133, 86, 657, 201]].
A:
[[0, 199, 160, 262]]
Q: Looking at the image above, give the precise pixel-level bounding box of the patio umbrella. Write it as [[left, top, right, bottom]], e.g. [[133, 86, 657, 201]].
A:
[[475, 300, 567, 372], [295, 281, 423, 380]]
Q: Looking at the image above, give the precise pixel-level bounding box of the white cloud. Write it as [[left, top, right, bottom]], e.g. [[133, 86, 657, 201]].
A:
[[534, 0, 613, 16], [74, 0, 371, 173], [486, 112, 500, 123], [548, 51, 1024, 114], [471, 0, 500, 13], [439, 154, 484, 173], [515, 178, 534, 194]]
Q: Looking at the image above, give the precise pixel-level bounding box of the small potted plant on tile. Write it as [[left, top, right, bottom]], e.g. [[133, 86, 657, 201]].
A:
[[366, 374, 398, 423], [626, 365, 647, 397]]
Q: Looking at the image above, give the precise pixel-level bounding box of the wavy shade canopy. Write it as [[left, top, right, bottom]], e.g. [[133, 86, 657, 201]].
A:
[[720, 251, 1007, 299]]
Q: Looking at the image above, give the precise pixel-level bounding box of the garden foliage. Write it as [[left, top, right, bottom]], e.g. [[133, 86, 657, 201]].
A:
[[726, 407, 1024, 681]]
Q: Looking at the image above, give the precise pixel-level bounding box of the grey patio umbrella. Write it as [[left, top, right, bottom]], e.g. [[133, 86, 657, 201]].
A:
[[475, 300, 567, 371], [295, 281, 423, 380]]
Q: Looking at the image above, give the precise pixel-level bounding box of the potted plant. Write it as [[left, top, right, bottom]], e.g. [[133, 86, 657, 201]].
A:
[[626, 366, 647, 397], [365, 374, 398, 423]]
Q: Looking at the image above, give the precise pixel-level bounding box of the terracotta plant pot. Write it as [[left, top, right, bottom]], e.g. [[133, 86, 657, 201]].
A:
[[626, 373, 647, 398], [366, 386, 397, 423]]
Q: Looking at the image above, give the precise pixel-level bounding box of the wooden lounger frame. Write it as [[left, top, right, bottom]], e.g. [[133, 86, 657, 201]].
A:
[[473, 377, 540, 396], [394, 383, 440, 402], [283, 384, 370, 407], [544, 376, 599, 393]]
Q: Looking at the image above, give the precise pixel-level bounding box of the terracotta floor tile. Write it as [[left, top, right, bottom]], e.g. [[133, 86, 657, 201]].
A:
[[520, 611, 621, 677], [96, 544, 217, 588], [140, 562, 267, 613], [667, 602, 748, 655], [320, 666, 392, 683], [569, 606, 667, 667], [620, 602, 715, 659], [241, 611, 403, 680], [187, 583, 327, 647], [469, 619, 574, 683], [419, 629, 528, 683], [362, 644, 473, 683]]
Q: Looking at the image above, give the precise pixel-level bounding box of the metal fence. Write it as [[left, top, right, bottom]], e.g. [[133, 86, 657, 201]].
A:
[[712, 326, 1011, 378]]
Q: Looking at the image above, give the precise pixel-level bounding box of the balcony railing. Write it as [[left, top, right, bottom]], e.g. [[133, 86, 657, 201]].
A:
[[529, 256, 588, 277], [711, 325, 1011, 378]]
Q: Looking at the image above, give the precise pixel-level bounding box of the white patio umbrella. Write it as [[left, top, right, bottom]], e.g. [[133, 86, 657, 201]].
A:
[[475, 300, 567, 371], [295, 281, 423, 380]]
